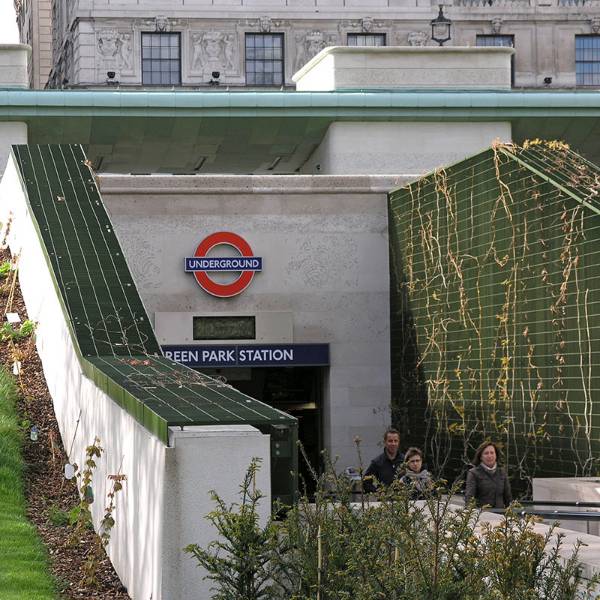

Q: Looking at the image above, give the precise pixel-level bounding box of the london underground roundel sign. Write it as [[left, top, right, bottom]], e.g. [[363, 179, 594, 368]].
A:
[[184, 232, 262, 298]]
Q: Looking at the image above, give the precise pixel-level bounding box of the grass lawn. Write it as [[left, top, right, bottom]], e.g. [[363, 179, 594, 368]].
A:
[[0, 367, 56, 599]]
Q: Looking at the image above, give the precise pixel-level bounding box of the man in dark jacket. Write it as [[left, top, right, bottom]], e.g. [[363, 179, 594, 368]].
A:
[[363, 428, 404, 492]]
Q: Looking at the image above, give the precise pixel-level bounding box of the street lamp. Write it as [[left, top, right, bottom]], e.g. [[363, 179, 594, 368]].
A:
[[431, 5, 452, 46]]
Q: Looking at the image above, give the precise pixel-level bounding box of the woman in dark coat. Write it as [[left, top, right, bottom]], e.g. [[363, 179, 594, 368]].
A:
[[400, 447, 433, 499], [464, 441, 512, 508]]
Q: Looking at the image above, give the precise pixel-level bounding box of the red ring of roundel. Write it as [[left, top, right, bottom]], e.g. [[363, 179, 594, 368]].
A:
[[193, 231, 256, 298]]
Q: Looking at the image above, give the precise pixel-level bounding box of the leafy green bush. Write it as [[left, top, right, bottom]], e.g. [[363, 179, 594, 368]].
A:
[[185, 458, 279, 600], [188, 458, 600, 600], [47, 504, 70, 527], [0, 260, 12, 278], [0, 319, 36, 342]]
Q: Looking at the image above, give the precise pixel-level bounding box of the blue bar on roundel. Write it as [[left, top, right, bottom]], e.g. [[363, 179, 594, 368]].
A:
[[184, 257, 262, 272]]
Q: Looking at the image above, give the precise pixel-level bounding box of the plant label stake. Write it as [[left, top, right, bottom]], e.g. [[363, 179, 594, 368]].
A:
[[64, 463, 76, 479], [84, 485, 94, 504]]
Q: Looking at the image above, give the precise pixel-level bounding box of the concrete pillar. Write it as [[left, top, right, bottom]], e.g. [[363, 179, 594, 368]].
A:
[[0, 45, 31, 177], [0, 123, 27, 174], [300, 121, 512, 176], [0, 44, 31, 88], [293, 47, 514, 176]]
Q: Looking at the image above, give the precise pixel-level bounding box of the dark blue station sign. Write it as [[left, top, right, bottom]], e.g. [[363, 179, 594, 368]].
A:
[[162, 344, 330, 368]]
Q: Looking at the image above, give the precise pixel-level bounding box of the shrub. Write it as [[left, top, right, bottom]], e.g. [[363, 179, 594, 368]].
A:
[[188, 459, 599, 600], [185, 458, 280, 600], [0, 319, 36, 342]]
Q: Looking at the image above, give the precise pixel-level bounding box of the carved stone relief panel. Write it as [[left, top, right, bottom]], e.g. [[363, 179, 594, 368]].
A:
[[294, 29, 338, 72], [119, 33, 134, 74], [362, 17, 375, 32], [96, 29, 135, 80], [338, 17, 392, 46], [259, 15, 272, 33], [139, 17, 183, 33], [190, 31, 239, 77], [407, 31, 429, 46], [244, 17, 290, 31], [155, 16, 171, 33], [339, 17, 389, 33]]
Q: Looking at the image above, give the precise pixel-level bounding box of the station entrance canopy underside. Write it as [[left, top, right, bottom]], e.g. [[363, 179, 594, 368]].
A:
[[3, 89, 600, 173]]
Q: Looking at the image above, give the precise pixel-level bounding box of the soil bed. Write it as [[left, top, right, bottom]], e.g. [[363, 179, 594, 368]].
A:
[[0, 249, 129, 599]]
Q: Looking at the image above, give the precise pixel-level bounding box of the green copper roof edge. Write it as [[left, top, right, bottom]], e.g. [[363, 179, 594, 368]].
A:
[[2, 90, 600, 118], [9, 149, 86, 366], [497, 146, 600, 217], [79, 358, 162, 439]]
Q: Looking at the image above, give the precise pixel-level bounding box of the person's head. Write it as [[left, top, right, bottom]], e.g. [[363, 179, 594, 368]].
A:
[[404, 447, 424, 473], [473, 441, 501, 468], [383, 427, 400, 459]]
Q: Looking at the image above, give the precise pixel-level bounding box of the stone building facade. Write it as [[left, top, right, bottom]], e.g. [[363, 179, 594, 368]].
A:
[[14, 0, 600, 90], [13, 0, 52, 89]]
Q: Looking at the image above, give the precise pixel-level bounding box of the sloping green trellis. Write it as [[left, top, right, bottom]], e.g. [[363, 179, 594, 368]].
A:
[[11, 145, 297, 502], [389, 141, 600, 491]]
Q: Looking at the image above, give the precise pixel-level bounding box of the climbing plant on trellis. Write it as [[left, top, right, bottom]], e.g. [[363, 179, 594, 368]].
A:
[[389, 140, 600, 493]]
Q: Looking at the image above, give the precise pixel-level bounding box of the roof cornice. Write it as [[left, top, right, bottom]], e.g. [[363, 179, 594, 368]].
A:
[[2, 89, 600, 119]]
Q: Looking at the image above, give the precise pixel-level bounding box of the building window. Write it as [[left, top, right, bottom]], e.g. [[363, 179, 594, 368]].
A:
[[576, 35, 600, 86], [476, 34, 515, 86], [142, 32, 181, 86], [347, 33, 386, 47], [476, 34, 514, 48], [245, 33, 284, 86]]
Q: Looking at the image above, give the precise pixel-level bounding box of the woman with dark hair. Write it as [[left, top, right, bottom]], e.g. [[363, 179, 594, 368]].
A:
[[400, 447, 433, 498], [464, 441, 512, 508]]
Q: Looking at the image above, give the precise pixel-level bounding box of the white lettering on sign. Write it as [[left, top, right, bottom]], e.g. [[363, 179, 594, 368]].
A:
[[201, 349, 236, 363], [165, 350, 200, 363], [166, 347, 297, 364], [238, 348, 294, 362]]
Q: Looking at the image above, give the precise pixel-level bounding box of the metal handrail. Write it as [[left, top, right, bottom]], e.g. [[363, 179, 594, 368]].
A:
[[458, 493, 600, 508], [488, 507, 600, 535], [489, 508, 600, 520], [518, 500, 600, 508]]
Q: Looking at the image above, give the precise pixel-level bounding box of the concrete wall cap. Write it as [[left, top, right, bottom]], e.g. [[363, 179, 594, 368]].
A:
[[292, 45, 515, 83], [0, 44, 32, 55]]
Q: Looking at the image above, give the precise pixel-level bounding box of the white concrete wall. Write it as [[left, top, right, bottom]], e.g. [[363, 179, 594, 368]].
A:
[[0, 44, 31, 88], [0, 123, 27, 175], [533, 477, 600, 536], [0, 45, 29, 177], [0, 155, 166, 599], [100, 174, 411, 469], [300, 121, 512, 175], [293, 46, 514, 91], [163, 426, 271, 600], [0, 155, 271, 600]]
